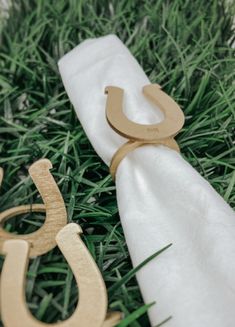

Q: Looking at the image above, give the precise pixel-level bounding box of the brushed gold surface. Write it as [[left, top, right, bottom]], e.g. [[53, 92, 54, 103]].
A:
[[0, 160, 121, 326], [105, 84, 185, 180]]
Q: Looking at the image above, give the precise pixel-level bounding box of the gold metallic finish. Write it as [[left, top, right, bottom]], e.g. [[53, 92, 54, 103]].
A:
[[0, 159, 67, 257], [105, 84, 185, 179], [0, 159, 121, 326]]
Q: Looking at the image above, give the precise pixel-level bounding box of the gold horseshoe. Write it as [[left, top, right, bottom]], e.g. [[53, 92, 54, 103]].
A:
[[105, 84, 185, 179], [105, 84, 185, 141], [0, 160, 121, 326], [0, 159, 67, 257], [0, 223, 120, 327]]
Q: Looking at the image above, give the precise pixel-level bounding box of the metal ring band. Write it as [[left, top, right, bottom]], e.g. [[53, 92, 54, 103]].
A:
[[110, 138, 179, 180]]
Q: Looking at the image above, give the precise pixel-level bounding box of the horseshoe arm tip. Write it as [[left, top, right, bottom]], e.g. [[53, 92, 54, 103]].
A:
[[143, 83, 162, 91], [28, 159, 53, 176], [2, 239, 29, 257], [105, 86, 124, 95], [56, 223, 83, 242]]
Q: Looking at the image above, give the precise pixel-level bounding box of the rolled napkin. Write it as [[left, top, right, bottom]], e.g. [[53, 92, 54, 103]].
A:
[[58, 35, 235, 327]]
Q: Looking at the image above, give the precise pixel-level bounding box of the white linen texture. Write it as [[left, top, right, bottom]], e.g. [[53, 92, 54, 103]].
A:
[[58, 35, 235, 327]]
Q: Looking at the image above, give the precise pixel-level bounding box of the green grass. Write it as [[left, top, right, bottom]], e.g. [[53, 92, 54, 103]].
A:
[[0, 0, 235, 326]]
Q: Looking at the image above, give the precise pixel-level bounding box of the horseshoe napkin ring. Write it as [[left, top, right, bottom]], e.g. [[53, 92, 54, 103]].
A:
[[0, 159, 121, 327], [105, 84, 185, 179]]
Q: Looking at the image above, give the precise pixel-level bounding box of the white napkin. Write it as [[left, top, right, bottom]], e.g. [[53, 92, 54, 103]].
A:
[[58, 35, 235, 327]]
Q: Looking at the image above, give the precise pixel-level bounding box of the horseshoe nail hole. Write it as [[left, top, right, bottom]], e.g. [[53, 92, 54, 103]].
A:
[[2, 212, 46, 235], [27, 249, 78, 323]]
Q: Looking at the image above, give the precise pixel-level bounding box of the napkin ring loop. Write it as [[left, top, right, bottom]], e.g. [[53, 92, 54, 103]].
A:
[[105, 84, 185, 180]]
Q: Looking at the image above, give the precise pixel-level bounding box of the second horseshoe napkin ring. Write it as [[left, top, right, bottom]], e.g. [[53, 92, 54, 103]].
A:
[[0, 159, 121, 327]]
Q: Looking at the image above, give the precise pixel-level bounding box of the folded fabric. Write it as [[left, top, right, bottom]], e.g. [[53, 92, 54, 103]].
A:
[[58, 35, 235, 327]]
